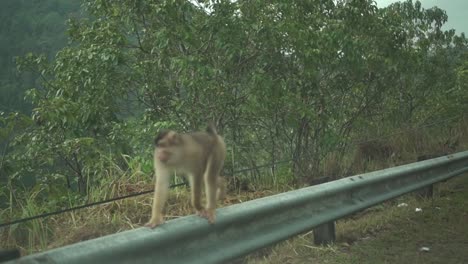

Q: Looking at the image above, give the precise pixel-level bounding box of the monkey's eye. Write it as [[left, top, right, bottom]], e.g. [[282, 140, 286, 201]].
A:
[[156, 142, 167, 148]]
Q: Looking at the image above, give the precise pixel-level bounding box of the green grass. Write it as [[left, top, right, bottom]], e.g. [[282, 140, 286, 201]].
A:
[[245, 174, 468, 264]]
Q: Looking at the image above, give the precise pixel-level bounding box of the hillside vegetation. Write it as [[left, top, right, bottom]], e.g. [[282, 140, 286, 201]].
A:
[[0, 0, 467, 257]]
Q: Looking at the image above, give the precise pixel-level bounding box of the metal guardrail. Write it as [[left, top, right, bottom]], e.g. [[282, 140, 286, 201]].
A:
[[6, 151, 468, 264]]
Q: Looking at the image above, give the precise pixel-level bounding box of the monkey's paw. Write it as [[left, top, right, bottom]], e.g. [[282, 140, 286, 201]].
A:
[[196, 209, 216, 224], [144, 217, 165, 229]]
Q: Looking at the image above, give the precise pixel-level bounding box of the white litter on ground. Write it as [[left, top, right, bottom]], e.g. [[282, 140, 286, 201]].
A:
[[419, 247, 430, 252]]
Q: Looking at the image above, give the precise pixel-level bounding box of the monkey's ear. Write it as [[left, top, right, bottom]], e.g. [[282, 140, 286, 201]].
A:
[[167, 132, 181, 145], [155, 130, 169, 146]]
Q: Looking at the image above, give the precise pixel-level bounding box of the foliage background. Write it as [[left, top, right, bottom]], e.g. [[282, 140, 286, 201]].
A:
[[0, 0, 467, 254]]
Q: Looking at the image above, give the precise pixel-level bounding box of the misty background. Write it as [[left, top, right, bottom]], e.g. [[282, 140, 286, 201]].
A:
[[376, 0, 468, 34]]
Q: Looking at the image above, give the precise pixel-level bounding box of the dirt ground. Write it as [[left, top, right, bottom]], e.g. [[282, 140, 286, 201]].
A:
[[341, 175, 468, 264]]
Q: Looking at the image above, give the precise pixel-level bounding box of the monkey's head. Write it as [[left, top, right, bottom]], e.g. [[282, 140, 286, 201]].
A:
[[154, 130, 182, 163], [155, 130, 182, 146]]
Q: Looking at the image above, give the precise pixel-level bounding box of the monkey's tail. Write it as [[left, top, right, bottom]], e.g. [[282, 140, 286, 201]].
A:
[[206, 123, 218, 135]]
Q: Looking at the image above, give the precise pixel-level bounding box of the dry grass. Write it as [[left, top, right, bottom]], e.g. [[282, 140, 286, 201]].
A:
[[0, 181, 289, 256]]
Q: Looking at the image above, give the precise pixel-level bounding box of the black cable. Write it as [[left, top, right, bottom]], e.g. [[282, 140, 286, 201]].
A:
[[350, 114, 462, 145], [0, 182, 186, 228], [232, 159, 291, 174], [0, 160, 295, 228]]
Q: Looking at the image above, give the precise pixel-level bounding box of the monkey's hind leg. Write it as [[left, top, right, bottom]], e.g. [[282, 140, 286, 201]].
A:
[[202, 156, 224, 224], [216, 176, 226, 201], [188, 173, 205, 218]]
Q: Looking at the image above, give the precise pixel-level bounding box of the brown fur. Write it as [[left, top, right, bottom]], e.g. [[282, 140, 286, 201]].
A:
[[145, 125, 226, 228]]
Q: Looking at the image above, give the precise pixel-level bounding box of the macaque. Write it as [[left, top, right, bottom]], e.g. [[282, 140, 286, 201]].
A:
[[145, 124, 226, 228]]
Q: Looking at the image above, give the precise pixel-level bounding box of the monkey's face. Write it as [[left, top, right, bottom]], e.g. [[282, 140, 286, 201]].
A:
[[156, 149, 171, 162]]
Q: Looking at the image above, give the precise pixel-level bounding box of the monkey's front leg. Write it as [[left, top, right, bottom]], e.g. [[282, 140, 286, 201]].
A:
[[145, 167, 170, 228]]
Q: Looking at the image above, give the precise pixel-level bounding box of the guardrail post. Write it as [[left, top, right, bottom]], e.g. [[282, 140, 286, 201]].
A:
[[313, 221, 336, 245], [0, 248, 20, 262], [416, 184, 433, 198]]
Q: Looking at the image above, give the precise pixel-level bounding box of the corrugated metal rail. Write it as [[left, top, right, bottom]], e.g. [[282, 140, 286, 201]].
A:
[[6, 151, 468, 264]]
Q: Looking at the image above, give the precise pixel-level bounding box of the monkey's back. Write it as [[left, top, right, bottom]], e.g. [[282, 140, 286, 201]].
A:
[[179, 132, 225, 173]]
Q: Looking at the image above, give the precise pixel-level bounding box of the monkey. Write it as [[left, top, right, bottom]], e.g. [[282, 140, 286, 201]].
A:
[[145, 124, 226, 228]]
